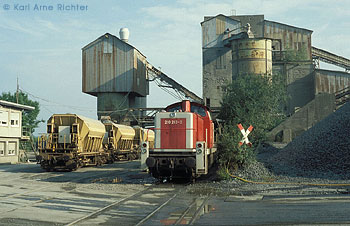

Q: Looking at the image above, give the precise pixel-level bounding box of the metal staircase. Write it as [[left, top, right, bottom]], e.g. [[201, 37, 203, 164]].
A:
[[19, 127, 38, 162]]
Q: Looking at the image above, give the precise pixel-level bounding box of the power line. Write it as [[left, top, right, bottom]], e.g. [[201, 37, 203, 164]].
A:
[[19, 87, 96, 112]]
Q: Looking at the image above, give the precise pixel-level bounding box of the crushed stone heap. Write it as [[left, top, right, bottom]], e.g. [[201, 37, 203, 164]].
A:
[[269, 102, 350, 179]]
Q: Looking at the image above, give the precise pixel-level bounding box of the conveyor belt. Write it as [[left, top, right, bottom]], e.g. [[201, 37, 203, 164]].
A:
[[312, 46, 350, 71], [147, 64, 203, 103]]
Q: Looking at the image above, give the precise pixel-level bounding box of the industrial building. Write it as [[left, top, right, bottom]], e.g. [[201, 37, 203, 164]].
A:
[[81, 16, 349, 142], [0, 100, 34, 164], [201, 14, 313, 110], [201, 14, 350, 142], [82, 30, 149, 122], [82, 29, 202, 125]]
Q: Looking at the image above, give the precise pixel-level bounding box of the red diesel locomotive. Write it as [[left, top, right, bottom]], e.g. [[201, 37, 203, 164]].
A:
[[143, 100, 217, 180]]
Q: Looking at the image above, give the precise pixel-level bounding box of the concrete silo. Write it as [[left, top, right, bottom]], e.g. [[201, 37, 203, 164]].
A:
[[231, 38, 272, 79]]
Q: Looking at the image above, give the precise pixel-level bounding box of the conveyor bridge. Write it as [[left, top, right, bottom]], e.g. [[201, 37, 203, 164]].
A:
[[312, 46, 350, 71], [147, 64, 203, 103], [145, 47, 350, 107]]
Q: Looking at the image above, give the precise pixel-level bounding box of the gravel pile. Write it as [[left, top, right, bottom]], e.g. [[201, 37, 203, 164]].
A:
[[235, 161, 274, 180], [269, 102, 350, 179]]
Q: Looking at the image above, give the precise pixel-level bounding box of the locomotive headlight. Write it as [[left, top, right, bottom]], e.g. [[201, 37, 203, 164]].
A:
[[170, 112, 176, 118], [196, 149, 202, 154]]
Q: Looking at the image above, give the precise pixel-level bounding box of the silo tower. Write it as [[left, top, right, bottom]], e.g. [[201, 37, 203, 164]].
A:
[[82, 29, 149, 123]]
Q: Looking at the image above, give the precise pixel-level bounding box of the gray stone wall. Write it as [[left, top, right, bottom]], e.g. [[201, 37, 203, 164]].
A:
[[202, 47, 232, 108], [273, 63, 315, 115]]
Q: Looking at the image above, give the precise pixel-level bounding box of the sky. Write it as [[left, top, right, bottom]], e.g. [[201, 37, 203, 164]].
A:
[[0, 0, 349, 135]]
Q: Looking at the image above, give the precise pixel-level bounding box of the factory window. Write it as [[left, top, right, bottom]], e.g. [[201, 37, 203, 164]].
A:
[[10, 112, 20, 127], [10, 120, 18, 126], [0, 142, 5, 156], [0, 110, 8, 127], [206, 98, 211, 108]]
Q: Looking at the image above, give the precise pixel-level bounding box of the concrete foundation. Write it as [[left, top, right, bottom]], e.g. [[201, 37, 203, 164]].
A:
[[267, 93, 335, 143]]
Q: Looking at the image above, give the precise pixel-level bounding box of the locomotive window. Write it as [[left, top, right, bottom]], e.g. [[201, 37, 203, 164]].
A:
[[167, 105, 181, 112], [191, 105, 207, 117]]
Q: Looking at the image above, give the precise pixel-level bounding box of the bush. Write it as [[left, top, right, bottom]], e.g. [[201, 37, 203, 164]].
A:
[[217, 73, 287, 177], [284, 46, 309, 61]]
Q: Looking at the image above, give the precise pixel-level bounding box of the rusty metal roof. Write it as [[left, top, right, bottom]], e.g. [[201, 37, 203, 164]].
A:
[[201, 14, 240, 25], [82, 33, 146, 58], [201, 14, 313, 33], [264, 20, 313, 33]]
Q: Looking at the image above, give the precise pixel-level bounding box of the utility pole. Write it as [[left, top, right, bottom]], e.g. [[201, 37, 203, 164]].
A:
[[16, 77, 19, 103]]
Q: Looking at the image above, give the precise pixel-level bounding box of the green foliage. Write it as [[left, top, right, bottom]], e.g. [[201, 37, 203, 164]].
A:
[[0, 91, 44, 133], [284, 46, 309, 61], [217, 124, 256, 174], [217, 73, 288, 172]]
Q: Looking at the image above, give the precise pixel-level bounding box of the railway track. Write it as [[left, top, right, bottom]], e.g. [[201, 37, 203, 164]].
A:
[[62, 183, 211, 226], [61, 184, 181, 226], [0, 162, 151, 217], [0, 163, 213, 225]]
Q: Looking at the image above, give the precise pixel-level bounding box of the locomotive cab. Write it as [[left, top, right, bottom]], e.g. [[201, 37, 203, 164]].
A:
[[145, 100, 216, 180]]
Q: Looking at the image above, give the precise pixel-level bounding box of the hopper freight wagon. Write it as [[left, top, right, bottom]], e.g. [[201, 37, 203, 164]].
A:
[[103, 123, 154, 161], [38, 114, 108, 171], [103, 122, 136, 161], [143, 100, 217, 180], [103, 121, 154, 162], [133, 126, 155, 150]]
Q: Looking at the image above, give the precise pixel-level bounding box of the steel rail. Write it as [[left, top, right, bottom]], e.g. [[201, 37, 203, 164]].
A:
[[0, 166, 137, 216], [65, 186, 154, 226], [135, 193, 178, 226], [174, 198, 198, 225], [188, 196, 210, 225]]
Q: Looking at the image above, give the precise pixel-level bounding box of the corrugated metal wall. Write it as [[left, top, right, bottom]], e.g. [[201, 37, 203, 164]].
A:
[[315, 69, 350, 94], [82, 34, 148, 97], [264, 21, 312, 59], [202, 15, 241, 48]]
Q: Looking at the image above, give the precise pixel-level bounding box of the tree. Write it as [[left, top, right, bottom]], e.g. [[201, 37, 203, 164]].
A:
[[217, 73, 288, 174], [0, 91, 43, 134]]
